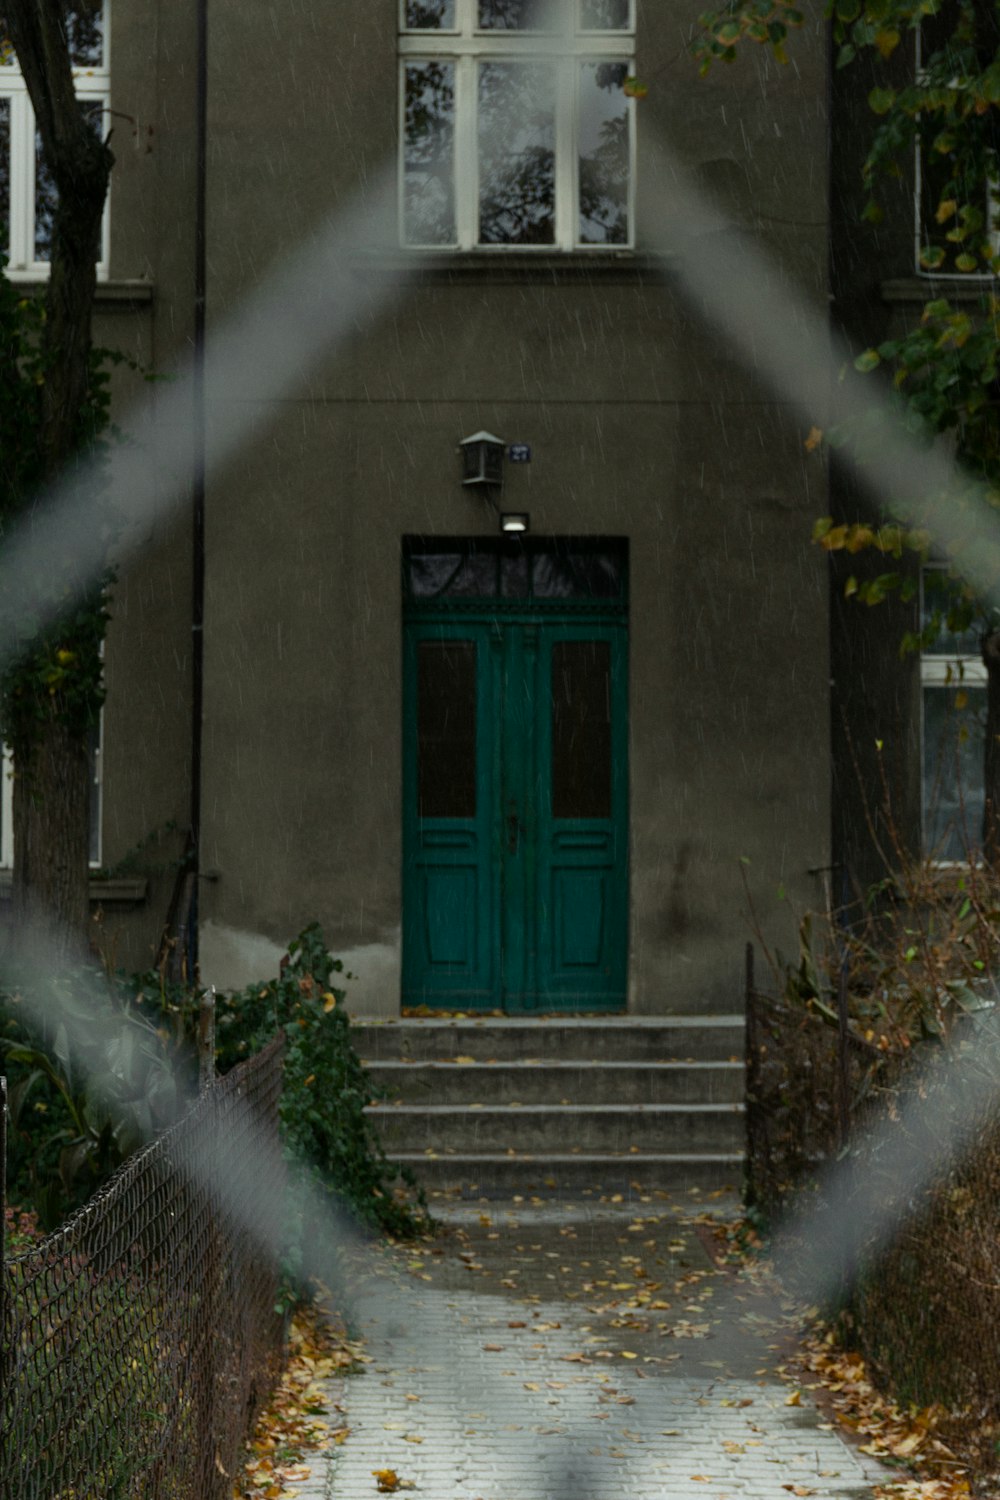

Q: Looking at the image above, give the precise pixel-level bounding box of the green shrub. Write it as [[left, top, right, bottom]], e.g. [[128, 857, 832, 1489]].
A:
[[214, 923, 428, 1241], [1, 925, 428, 1242], [1, 965, 182, 1228]]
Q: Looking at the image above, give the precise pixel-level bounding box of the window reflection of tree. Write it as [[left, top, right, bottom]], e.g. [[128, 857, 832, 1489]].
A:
[[581, 0, 630, 28], [406, 0, 455, 27], [478, 0, 551, 30], [578, 61, 628, 244], [405, 62, 456, 244], [479, 62, 555, 245], [62, 3, 104, 67]]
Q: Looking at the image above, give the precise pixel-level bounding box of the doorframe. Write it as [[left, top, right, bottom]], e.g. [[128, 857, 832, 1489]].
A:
[[401, 536, 629, 1015]]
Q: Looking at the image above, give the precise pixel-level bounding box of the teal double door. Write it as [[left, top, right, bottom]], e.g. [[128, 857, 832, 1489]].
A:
[[403, 613, 627, 1012]]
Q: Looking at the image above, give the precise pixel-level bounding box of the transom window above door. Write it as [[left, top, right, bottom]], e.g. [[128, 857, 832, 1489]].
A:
[[404, 537, 627, 606], [399, 0, 635, 250]]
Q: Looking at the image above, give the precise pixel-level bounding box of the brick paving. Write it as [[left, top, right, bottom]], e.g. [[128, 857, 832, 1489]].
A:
[[283, 1196, 888, 1500]]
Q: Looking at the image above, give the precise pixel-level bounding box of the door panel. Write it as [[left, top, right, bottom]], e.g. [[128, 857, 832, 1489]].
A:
[[403, 614, 627, 1011], [534, 624, 627, 1008], [403, 622, 497, 1005]]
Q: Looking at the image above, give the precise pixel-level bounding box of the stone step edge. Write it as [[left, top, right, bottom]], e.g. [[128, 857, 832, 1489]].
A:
[[366, 1101, 745, 1115], [352, 1014, 744, 1029], [388, 1150, 745, 1165], [364, 1059, 743, 1070]]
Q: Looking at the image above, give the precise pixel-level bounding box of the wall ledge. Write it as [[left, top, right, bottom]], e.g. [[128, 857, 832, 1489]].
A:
[[349, 250, 668, 286], [882, 276, 997, 304], [0, 872, 148, 905], [7, 278, 155, 312]]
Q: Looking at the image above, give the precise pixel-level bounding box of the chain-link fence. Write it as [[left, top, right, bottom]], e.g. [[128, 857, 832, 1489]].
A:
[[744, 942, 909, 1217], [745, 940, 1000, 1484], [1, 1032, 286, 1500]]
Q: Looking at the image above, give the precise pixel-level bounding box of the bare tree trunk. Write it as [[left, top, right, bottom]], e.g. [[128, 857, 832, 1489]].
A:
[[981, 629, 1000, 869], [4, 1, 112, 952], [11, 714, 90, 955]]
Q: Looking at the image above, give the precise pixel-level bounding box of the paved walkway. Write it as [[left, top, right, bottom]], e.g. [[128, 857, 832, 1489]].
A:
[[287, 1194, 888, 1500]]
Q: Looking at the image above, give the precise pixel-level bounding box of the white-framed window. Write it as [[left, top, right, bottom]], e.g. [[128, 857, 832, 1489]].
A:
[[920, 567, 986, 860], [1, 3, 110, 279], [0, 720, 102, 869], [400, 0, 635, 250]]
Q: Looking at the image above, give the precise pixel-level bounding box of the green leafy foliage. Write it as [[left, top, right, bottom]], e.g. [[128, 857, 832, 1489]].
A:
[[693, 0, 805, 70], [1, 926, 428, 1243], [0, 966, 183, 1228], [214, 924, 429, 1241]]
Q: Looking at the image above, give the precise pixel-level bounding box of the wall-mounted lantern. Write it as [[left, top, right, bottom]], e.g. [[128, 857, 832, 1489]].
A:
[[459, 430, 505, 488], [500, 512, 529, 535]]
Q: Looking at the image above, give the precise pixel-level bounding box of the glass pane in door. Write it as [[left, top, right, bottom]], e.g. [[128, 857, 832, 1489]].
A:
[[418, 641, 477, 817], [551, 640, 611, 818]]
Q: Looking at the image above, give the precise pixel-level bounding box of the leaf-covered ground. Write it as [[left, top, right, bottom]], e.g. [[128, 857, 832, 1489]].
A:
[[232, 1296, 363, 1500], [235, 1192, 983, 1499]]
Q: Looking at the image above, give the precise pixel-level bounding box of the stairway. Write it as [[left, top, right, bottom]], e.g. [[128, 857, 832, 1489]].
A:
[[352, 1016, 745, 1197]]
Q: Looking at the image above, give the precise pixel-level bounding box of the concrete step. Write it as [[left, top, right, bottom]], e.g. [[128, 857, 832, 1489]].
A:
[[352, 1016, 744, 1063], [366, 1101, 744, 1155], [368, 1059, 743, 1106], [356, 1015, 746, 1197], [391, 1151, 744, 1197]]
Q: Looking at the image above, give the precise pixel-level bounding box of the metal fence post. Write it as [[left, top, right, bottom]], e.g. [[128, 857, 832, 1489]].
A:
[[199, 988, 217, 1094], [744, 944, 758, 1205]]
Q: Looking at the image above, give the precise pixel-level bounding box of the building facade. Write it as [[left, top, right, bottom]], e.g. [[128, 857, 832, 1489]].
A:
[[4, 1, 836, 1015]]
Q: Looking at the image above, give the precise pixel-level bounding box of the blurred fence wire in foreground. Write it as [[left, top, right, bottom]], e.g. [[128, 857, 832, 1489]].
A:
[[0, 1033, 286, 1500], [747, 937, 1000, 1481]]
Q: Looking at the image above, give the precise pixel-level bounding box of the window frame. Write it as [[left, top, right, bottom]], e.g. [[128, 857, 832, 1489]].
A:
[[1, 5, 111, 280], [399, 0, 636, 252], [0, 716, 102, 870]]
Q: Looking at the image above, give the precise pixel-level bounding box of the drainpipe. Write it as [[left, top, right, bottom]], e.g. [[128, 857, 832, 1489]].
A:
[[189, 0, 208, 982]]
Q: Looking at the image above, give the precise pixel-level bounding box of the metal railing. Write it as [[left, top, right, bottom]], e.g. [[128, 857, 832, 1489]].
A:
[[1, 1032, 286, 1500]]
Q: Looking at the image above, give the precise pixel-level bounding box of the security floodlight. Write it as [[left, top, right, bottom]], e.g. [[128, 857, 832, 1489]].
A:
[[459, 430, 505, 488]]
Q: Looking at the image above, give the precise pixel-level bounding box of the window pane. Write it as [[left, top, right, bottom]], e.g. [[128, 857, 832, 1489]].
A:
[[418, 641, 477, 818], [409, 552, 499, 597], [404, 0, 456, 26], [579, 61, 629, 245], [532, 551, 623, 598], [34, 98, 104, 261], [404, 61, 456, 246], [0, 97, 9, 256], [500, 551, 529, 597], [580, 0, 631, 27], [923, 685, 985, 860], [479, 62, 556, 246], [479, 0, 552, 29], [63, 3, 105, 68], [552, 641, 612, 819]]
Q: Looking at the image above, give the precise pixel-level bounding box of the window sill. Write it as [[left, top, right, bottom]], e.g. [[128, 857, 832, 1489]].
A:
[[0, 872, 148, 905], [351, 250, 665, 285], [882, 276, 997, 305], [8, 278, 155, 312]]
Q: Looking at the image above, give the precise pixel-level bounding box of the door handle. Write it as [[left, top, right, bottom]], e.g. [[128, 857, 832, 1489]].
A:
[[507, 811, 520, 854]]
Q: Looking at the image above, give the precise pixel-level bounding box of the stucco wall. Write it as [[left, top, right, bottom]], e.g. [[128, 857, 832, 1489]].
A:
[[96, 0, 832, 1010]]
